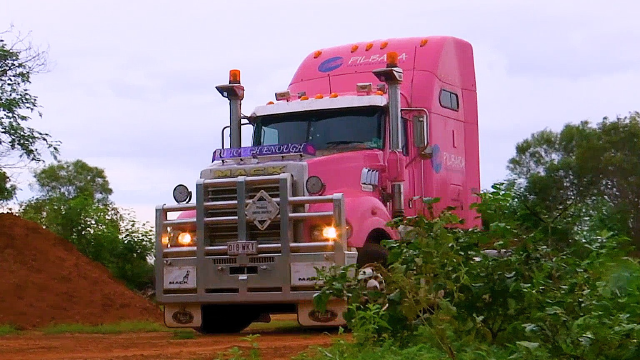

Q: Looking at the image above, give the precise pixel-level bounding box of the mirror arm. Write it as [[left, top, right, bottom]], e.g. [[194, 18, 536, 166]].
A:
[[221, 121, 255, 149], [401, 107, 430, 154]]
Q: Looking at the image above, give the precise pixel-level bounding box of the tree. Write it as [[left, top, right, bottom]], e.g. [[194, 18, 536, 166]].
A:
[[0, 169, 16, 202], [113, 209, 156, 291], [31, 159, 113, 205], [507, 111, 640, 248], [21, 160, 154, 290], [0, 26, 60, 202]]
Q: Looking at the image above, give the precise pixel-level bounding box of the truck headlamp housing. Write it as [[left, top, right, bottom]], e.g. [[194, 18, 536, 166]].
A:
[[322, 226, 338, 239], [173, 184, 192, 204], [311, 226, 335, 242], [310, 223, 352, 242], [177, 232, 193, 246], [162, 230, 196, 247]]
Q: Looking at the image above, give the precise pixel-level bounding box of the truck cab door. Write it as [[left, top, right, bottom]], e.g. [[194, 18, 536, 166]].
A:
[[408, 111, 431, 217], [402, 115, 426, 217]]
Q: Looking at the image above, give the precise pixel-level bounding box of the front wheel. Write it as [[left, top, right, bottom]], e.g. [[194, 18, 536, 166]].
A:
[[197, 305, 260, 334], [356, 242, 388, 267]]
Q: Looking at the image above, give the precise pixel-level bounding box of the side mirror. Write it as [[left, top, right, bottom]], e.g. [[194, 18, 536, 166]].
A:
[[412, 113, 429, 150], [221, 121, 255, 149]]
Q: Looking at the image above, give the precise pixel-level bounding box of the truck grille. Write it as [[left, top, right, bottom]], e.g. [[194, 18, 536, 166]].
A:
[[249, 256, 276, 264], [205, 180, 286, 245]]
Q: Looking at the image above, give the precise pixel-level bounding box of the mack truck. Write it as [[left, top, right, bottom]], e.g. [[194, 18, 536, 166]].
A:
[[155, 36, 481, 334]]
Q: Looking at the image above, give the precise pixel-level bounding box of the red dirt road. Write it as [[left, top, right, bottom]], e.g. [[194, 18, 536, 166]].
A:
[[0, 215, 344, 359], [0, 328, 339, 360]]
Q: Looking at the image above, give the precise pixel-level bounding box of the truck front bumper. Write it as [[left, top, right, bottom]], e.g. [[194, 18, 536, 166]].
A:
[[155, 173, 354, 327]]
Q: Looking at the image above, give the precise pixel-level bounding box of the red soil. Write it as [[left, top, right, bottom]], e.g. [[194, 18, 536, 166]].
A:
[[0, 213, 162, 329]]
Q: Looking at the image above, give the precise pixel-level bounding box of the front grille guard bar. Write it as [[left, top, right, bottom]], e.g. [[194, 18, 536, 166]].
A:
[[154, 173, 346, 301]]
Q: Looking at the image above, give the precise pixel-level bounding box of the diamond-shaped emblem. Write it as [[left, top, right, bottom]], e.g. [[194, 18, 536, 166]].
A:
[[245, 190, 280, 230]]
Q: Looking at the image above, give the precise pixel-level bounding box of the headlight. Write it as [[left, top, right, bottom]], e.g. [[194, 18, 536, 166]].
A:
[[306, 176, 325, 195], [161, 231, 196, 247], [173, 184, 192, 204], [310, 223, 352, 242], [177, 232, 193, 246], [322, 226, 338, 239]]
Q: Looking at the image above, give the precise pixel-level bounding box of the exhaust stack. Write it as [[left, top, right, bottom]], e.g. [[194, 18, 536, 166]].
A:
[[373, 52, 405, 218], [215, 70, 245, 149]]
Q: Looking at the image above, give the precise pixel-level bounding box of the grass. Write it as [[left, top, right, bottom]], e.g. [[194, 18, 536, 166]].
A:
[[172, 329, 197, 340], [40, 318, 303, 336], [2, 316, 304, 337], [0, 324, 20, 336], [41, 321, 169, 335]]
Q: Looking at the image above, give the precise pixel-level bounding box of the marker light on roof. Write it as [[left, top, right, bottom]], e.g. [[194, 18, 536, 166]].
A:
[[300, 96, 309, 100], [375, 91, 384, 95], [275, 90, 291, 101], [365, 43, 373, 51], [229, 69, 241, 84], [420, 38, 429, 47], [356, 83, 373, 94], [351, 45, 359, 52], [380, 41, 388, 49], [267, 101, 274, 105], [314, 94, 324, 99], [386, 52, 399, 68], [329, 93, 339, 98], [313, 50, 322, 58]]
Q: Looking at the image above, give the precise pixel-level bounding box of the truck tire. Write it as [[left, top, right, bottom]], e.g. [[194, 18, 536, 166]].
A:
[[356, 242, 388, 268], [197, 305, 259, 334]]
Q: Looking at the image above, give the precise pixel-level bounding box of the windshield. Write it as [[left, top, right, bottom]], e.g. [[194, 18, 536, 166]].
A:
[[252, 107, 384, 151]]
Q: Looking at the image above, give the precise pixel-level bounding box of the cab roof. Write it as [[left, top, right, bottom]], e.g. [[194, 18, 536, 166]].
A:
[[288, 36, 476, 98], [251, 94, 387, 118]]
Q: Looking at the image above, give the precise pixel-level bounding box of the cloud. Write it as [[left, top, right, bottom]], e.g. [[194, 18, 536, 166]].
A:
[[2, 0, 639, 222]]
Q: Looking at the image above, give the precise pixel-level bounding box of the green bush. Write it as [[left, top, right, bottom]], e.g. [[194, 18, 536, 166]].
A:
[[20, 160, 155, 291], [313, 185, 640, 359]]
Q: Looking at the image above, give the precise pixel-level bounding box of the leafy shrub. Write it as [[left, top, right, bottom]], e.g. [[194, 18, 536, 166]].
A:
[[314, 185, 640, 359]]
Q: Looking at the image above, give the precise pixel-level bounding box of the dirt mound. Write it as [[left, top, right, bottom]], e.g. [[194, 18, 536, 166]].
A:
[[0, 213, 162, 329]]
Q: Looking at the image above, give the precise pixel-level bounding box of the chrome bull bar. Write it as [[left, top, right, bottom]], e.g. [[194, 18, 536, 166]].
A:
[[154, 173, 347, 304]]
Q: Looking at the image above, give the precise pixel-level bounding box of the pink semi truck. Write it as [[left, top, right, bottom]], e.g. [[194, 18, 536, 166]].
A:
[[155, 36, 481, 333]]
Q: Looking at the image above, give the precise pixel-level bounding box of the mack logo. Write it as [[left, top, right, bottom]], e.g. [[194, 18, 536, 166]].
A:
[[213, 166, 286, 178], [298, 276, 317, 282], [168, 270, 190, 285], [308, 309, 338, 323]]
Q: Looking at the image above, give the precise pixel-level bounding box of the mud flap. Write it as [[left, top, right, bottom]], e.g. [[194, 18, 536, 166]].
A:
[[164, 304, 202, 328], [297, 300, 347, 327]]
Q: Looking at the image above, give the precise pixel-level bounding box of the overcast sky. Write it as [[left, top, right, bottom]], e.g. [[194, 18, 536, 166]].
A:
[[1, 0, 639, 225]]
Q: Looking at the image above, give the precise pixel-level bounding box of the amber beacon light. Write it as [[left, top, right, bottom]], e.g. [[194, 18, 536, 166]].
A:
[[229, 69, 241, 84], [386, 52, 399, 68]]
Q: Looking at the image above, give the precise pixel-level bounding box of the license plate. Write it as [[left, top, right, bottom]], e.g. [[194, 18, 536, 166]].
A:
[[227, 241, 257, 255]]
